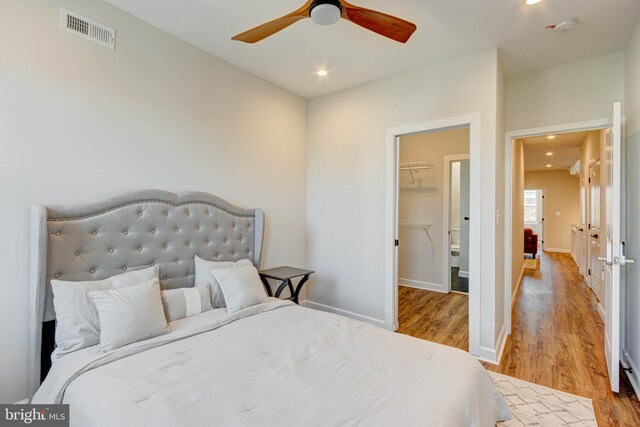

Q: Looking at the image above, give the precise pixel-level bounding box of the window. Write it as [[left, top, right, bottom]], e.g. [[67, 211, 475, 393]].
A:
[[524, 190, 540, 224]]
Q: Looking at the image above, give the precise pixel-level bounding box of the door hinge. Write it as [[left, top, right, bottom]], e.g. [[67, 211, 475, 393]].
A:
[[395, 239, 399, 247], [623, 366, 634, 374], [588, 268, 591, 275]]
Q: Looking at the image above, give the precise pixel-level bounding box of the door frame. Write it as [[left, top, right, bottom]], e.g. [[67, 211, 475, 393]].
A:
[[385, 113, 481, 357], [443, 154, 471, 293], [503, 118, 610, 336]]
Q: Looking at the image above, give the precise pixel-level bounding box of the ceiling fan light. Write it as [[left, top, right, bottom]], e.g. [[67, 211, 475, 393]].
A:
[[311, 4, 341, 26]]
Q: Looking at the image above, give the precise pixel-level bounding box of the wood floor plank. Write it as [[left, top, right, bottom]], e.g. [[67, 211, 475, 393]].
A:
[[396, 252, 640, 426]]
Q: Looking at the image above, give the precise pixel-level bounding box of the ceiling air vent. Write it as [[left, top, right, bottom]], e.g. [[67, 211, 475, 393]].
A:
[[59, 8, 115, 50]]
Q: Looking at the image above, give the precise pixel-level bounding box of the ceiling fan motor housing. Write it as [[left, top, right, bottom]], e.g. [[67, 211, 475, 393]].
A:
[[310, 0, 343, 26]]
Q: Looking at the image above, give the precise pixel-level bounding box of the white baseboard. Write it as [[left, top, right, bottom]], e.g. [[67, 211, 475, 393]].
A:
[[544, 248, 571, 254], [14, 399, 28, 404], [458, 270, 469, 278], [622, 350, 640, 398], [398, 278, 446, 293], [478, 325, 506, 365], [511, 266, 525, 309], [300, 300, 386, 328]]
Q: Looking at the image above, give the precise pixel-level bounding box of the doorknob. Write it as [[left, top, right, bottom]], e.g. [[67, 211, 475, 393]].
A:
[[598, 256, 612, 266], [591, 233, 599, 239]]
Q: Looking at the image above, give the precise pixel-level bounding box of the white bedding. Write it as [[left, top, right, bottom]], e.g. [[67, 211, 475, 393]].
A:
[[34, 300, 511, 427]]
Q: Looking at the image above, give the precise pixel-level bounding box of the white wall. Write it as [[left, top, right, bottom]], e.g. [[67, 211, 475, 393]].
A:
[[307, 49, 503, 359], [0, 0, 308, 403], [505, 52, 625, 131], [511, 139, 525, 295], [624, 16, 640, 394], [397, 129, 469, 291]]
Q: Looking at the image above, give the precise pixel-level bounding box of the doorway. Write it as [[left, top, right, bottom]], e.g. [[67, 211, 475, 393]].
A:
[[523, 188, 544, 256], [504, 103, 625, 393], [446, 157, 470, 293], [385, 113, 481, 357]]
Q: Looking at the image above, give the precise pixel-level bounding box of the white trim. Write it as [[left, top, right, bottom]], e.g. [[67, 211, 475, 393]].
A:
[[458, 270, 469, 278], [399, 279, 447, 293], [622, 350, 640, 398], [14, 399, 28, 404], [503, 118, 610, 338], [443, 154, 470, 293], [544, 248, 572, 254], [386, 113, 481, 357], [597, 302, 605, 321], [511, 265, 525, 309], [479, 324, 506, 364], [300, 300, 386, 328]]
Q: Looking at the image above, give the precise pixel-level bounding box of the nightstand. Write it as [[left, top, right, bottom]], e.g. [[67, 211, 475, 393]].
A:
[[259, 266, 315, 304]]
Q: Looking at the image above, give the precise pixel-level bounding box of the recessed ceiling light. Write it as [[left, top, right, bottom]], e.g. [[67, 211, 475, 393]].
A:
[[545, 152, 554, 156], [526, 0, 542, 5], [546, 164, 553, 168], [547, 135, 556, 140], [316, 69, 328, 77]]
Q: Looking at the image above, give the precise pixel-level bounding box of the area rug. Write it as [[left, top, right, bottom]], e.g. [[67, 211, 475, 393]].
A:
[[523, 257, 540, 270], [489, 372, 597, 426]]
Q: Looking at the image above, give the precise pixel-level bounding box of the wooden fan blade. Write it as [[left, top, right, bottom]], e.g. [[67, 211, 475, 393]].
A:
[[340, 1, 416, 43], [232, 1, 313, 43]]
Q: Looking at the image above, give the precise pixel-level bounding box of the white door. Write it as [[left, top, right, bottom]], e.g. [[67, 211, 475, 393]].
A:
[[589, 161, 602, 300], [601, 101, 626, 392]]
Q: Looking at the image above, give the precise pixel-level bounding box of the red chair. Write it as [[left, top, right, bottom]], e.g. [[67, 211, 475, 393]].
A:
[[524, 228, 538, 258]]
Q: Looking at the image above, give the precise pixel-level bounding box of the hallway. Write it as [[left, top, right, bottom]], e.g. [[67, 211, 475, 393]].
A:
[[397, 252, 640, 426]]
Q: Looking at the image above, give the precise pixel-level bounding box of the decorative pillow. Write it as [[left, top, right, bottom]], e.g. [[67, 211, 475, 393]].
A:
[[211, 265, 269, 314], [161, 285, 213, 322], [194, 256, 253, 308], [51, 265, 159, 354], [89, 277, 169, 351]]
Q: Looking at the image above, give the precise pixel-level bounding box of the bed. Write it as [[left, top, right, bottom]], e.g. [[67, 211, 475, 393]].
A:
[[29, 190, 511, 426]]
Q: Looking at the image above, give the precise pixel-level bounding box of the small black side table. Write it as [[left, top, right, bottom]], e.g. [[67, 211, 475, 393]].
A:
[[259, 266, 315, 304]]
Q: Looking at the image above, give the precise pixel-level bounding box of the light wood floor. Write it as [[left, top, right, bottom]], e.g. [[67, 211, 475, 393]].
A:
[[397, 252, 640, 426]]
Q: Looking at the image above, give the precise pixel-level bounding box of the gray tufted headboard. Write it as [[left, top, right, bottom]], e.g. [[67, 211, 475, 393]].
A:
[[28, 190, 264, 399]]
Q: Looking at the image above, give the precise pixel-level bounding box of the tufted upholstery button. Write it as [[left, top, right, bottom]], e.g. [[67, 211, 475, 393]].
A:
[[215, 253, 220, 258], [196, 226, 200, 231], [186, 212, 190, 217], [185, 242, 190, 248], [163, 244, 168, 249], [215, 225, 219, 230], [175, 259, 179, 263], [175, 228, 179, 232], [151, 229, 156, 234], [223, 238, 228, 243], [54, 273, 60, 278], [163, 276, 168, 280], [164, 212, 169, 217], [138, 212, 143, 217], [92, 231, 97, 235], [123, 230, 129, 235], [137, 247, 142, 252], [75, 251, 80, 256], [231, 252, 236, 257], [150, 262, 155, 266], [55, 231, 61, 236], [90, 269, 95, 274], [205, 240, 209, 245], [232, 223, 236, 230], [109, 248, 114, 253], [123, 266, 128, 271]]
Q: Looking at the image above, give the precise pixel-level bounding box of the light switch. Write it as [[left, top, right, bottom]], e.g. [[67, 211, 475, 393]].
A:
[[555, 211, 561, 217]]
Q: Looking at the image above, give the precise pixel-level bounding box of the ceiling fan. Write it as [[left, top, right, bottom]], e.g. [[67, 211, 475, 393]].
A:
[[232, 0, 417, 44]]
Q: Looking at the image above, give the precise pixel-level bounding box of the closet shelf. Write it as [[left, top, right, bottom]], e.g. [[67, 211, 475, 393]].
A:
[[399, 223, 435, 242]]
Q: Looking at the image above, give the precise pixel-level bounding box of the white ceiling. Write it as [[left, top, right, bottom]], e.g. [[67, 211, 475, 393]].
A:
[[103, 0, 640, 98], [522, 131, 588, 171]]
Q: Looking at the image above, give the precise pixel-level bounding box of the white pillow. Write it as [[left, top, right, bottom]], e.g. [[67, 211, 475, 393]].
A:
[[161, 285, 213, 322], [211, 265, 269, 314], [194, 256, 253, 308], [89, 277, 169, 351], [51, 266, 159, 354]]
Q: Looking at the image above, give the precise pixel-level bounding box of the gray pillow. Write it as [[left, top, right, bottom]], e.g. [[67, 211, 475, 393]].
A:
[[194, 256, 253, 308], [51, 266, 159, 354], [212, 265, 269, 314], [89, 277, 169, 351], [161, 285, 213, 322]]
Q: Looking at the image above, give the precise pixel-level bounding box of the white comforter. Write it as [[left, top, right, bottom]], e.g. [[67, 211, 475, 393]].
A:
[[34, 300, 511, 427]]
